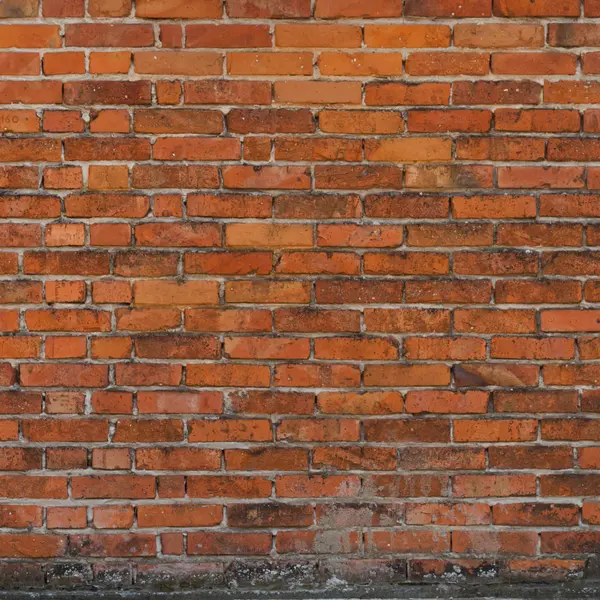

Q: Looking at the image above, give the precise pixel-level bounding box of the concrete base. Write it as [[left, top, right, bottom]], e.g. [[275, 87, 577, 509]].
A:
[[1, 583, 600, 600]]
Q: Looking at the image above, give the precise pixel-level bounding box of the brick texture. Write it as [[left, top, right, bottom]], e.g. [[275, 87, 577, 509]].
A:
[[0, 0, 598, 592]]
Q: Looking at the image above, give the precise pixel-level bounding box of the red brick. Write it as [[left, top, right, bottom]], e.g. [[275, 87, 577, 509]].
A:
[[94, 506, 134, 529], [550, 23, 600, 46], [365, 25, 450, 48], [278, 419, 359, 442], [89, 109, 130, 133], [113, 419, 183, 442], [496, 109, 580, 132], [0, 53, 39, 76], [230, 391, 314, 415], [408, 223, 493, 246], [66, 24, 152, 47], [0, 0, 38, 17], [64, 81, 151, 105], [455, 24, 544, 48], [0, 26, 60, 48], [137, 0, 221, 17], [398, 448, 484, 471], [230, 504, 311, 528], [226, 281, 311, 304], [406, 165, 493, 189], [189, 194, 271, 218], [317, 392, 402, 415], [314, 449, 396, 472], [89, 0, 132, 16], [366, 83, 450, 106], [276, 475, 360, 498], [319, 111, 403, 134], [364, 308, 450, 333], [316, 0, 401, 18], [454, 475, 536, 497], [188, 476, 270, 498], [365, 194, 449, 219], [136, 448, 219, 471], [138, 505, 221, 528], [185, 81, 271, 105], [454, 252, 538, 276], [20, 364, 108, 388], [0, 110, 40, 133], [454, 419, 538, 442], [134, 280, 219, 306], [25, 310, 110, 332], [47, 506, 86, 529], [587, 0, 600, 15], [364, 253, 449, 275], [319, 52, 403, 76], [171, 250, 240, 273], [138, 391, 217, 414], [366, 530, 450, 554], [274, 82, 361, 105], [494, 503, 578, 526], [405, 390, 488, 413], [407, 52, 490, 76], [46, 281, 86, 304], [225, 336, 309, 359], [44, 52, 85, 76], [115, 363, 182, 386], [227, 0, 309, 18], [227, 223, 312, 247], [453, 531, 537, 555], [114, 253, 177, 277], [494, 0, 579, 16], [228, 52, 312, 76], [582, 448, 600, 470], [275, 308, 359, 332], [453, 363, 539, 387], [454, 80, 542, 105], [274, 364, 360, 388], [135, 52, 222, 76], [223, 166, 310, 190], [226, 448, 308, 470], [540, 475, 600, 497], [494, 52, 576, 74], [316, 166, 403, 190], [0, 535, 67, 558], [188, 364, 271, 387], [365, 138, 451, 162], [405, 0, 491, 17], [72, 476, 154, 499], [0, 476, 66, 499], [363, 419, 451, 442], [189, 532, 270, 555], [275, 252, 360, 275], [0, 506, 41, 528], [70, 534, 155, 557], [188, 24, 271, 48], [276, 24, 361, 47], [546, 81, 600, 104], [489, 446, 573, 470], [407, 503, 490, 526]]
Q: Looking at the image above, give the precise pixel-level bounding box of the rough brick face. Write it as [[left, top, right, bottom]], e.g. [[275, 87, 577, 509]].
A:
[[0, 0, 597, 595]]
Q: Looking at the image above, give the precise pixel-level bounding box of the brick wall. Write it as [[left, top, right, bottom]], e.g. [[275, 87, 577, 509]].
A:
[[0, 0, 598, 592]]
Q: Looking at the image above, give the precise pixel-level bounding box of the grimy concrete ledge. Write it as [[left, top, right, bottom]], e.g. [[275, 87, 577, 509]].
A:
[[0, 559, 598, 598], [1, 582, 600, 600]]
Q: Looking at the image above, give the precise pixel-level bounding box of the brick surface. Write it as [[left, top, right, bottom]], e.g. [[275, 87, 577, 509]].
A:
[[0, 0, 597, 592]]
